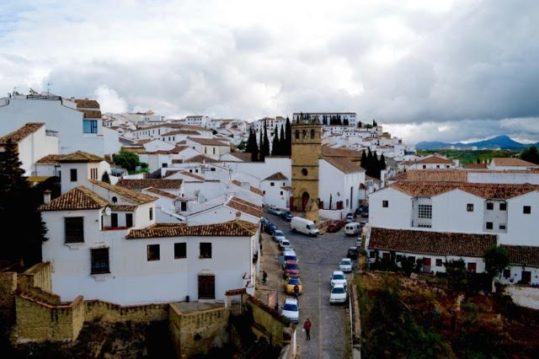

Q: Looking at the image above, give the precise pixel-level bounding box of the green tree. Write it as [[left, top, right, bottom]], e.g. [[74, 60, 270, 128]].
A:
[[521, 145, 539, 164], [101, 171, 111, 184], [259, 130, 265, 162], [271, 128, 280, 156], [261, 121, 270, 159], [245, 128, 258, 161], [285, 117, 292, 156], [236, 140, 246, 151], [0, 140, 47, 266], [112, 150, 141, 172], [484, 246, 509, 279], [380, 154, 387, 170]]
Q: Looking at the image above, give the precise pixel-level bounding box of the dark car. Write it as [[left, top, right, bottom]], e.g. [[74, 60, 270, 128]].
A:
[[347, 246, 359, 260], [264, 222, 277, 235], [283, 263, 300, 278], [360, 207, 369, 218], [326, 220, 346, 233], [280, 211, 293, 222]]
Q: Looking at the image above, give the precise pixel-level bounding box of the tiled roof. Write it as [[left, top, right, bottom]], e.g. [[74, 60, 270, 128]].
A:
[[184, 154, 219, 163], [0, 123, 44, 145], [187, 137, 228, 146], [264, 172, 288, 181], [180, 171, 205, 181], [74, 99, 100, 108], [228, 152, 252, 161], [369, 227, 496, 258], [492, 158, 539, 167], [396, 170, 468, 183], [110, 205, 137, 212], [226, 196, 263, 217], [58, 151, 104, 163], [161, 130, 200, 136], [144, 187, 178, 200], [392, 181, 539, 199], [231, 180, 264, 196], [81, 110, 102, 119], [40, 186, 108, 211], [416, 155, 453, 164], [323, 156, 363, 174], [321, 145, 362, 159], [126, 220, 257, 239], [89, 180, 157, 204], [501, 245, 539, 267], [36, 154, 66, 164], [116, 179, 183, 190], [464, 163, 488, 169]]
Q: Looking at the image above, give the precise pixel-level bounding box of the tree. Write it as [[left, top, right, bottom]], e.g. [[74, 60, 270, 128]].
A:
[[261, 120, 270, 159], [245, 128, 258, 158], [112, 150, 141, 172], [271, 128, 280, 156], [520, 145, 539, 164], [285, 117, 292, 156], [360, 150, 367, 170], [101, 171, 111, 184], [373, 119, 378, 127], [259, 130, 265, 162], [484, 246, 509, 279], [236, 140, 246, 151], [380, 154, 387, 171], [279, 125, 286, 156], [0, 140, 47, 266]]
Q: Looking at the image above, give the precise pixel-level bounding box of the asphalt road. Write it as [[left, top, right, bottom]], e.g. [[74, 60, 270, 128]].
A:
[[267, 214, 355, 359]]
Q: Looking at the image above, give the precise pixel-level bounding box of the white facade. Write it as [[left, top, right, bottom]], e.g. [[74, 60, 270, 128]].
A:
[[319, 159, 364, 212], [260, 174, 290, 209]]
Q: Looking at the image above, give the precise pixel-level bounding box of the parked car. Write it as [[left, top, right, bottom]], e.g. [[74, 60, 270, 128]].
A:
[[339, 258, 353, 273], [345, 213, 355, 222], [280, 211, 293, 222], [290, 217, 320, 236], [281, 298, 300, 323], [279, 239, 292, 251], [264, 222, 277, 235], [283, 263, 300, 278], [273, 230, 286, 243], [326, 220, 346, 233], [285, 277, 303, 295], [360, 207, 369, 218], [330, 270, 347, 288], [267, 206, 284, 216], [329, 283, 348, 304], [347, 246, 359, 260], [283, 252, 298, 264], [344, 222, 361, 236]]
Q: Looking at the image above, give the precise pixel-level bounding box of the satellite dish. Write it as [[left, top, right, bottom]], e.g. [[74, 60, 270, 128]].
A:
[[105, 207, 112, 216]]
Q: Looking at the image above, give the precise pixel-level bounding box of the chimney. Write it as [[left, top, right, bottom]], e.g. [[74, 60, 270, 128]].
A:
[[43, 189, 52, 204]]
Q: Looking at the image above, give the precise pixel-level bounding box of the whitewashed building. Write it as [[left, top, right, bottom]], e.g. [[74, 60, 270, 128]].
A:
[[260, 172, 291, 209]]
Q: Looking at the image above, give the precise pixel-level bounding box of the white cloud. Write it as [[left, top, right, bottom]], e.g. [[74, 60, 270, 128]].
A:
[[94, 85, 128, 113]]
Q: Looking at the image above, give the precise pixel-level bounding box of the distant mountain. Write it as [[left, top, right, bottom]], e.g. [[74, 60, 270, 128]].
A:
[[416, 135, 536, 151]]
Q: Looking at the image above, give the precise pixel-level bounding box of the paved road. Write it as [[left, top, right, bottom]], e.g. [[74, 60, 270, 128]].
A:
[[267, 215, 355, 359]]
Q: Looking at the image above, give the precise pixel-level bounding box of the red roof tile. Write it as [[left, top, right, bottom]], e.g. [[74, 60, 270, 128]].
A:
[[126, 220, 257, 239]]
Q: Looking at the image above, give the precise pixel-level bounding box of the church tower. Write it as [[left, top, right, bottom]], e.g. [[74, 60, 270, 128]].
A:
[[290, 115, 322, 222]]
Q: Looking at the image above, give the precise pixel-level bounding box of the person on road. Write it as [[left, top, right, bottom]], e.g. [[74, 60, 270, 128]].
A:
[[262, 271, 268, 284], [303, 318, 312, 340]]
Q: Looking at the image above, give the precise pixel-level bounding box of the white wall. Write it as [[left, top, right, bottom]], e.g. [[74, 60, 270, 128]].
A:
[[500, 192, 539, 246], [431, 189, 485, 233], [260, 179, 289, 209], [368, 187, 412, 229], [223, 157, 291, 182]]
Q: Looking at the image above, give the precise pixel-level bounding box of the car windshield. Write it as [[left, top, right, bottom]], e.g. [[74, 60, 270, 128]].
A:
[[288, 278, 301, 285], [286, 264, 299, 270], [285, 256, 297, 261], [333, 274, 345, 280], [283, 303, 298, 311], [340, 260, 351, 265], [332, 287, 346, 294], [306, 224, 316, 230], [275, 230, 283, 236]]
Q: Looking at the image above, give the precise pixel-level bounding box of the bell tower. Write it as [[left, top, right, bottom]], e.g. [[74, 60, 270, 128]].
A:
[[290, 115, 321, 222]]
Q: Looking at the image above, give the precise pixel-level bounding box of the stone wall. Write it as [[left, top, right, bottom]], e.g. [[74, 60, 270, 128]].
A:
[[0, 271, 17, 324], [85, 300, 168, 323], [18, 262, 52, 293], [245, 296, 290, 347], [169, 303, 229, 358]]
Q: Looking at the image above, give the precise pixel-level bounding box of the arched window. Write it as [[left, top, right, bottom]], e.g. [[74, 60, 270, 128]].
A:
[[302, 130, 307, 138]]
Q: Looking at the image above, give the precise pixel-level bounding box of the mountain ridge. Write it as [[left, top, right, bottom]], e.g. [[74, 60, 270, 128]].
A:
[[416, 135, 538, 150]]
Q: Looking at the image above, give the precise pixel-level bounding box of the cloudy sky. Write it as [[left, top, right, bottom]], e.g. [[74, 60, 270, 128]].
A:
[[0, 0, 538, 144]]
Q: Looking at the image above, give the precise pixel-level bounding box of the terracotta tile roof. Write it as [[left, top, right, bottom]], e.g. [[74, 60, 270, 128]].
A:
[[229, 152, 252, 161], [396, 170, 468, 183], [161, 130, 200, 136], [501, 245, 539, 267], [369, 227, 496, 258], [58, 151, 104, 163], [116, 179, 183, 190], [187, 137, 229, 146], [89, 180, 157, 204], [416, 155, 453, 164], [36, 154, 66, 164], [464, 163, 488, 169], [323, 156, 363, 174], [0, 123, 44, 144], [231, 180, 264, 196], [492, 158, 539, 167], [226, 196, 263, 217], [74, 99, 100, 108], [264, 172, 288, 181], [144, 187, 178, 200], [40, 186, 108, 211], [180, 171, 205, 181], [321, 145, 362, 159], [184, 154, 219, 163], [110, 205, 137, 212], [81, 110, 102, 119], [126, 219, 257, 239], [392, 181, 539, 199]]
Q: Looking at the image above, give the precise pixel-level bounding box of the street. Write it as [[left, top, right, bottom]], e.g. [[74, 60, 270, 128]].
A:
[[262, 214, 355, 359]]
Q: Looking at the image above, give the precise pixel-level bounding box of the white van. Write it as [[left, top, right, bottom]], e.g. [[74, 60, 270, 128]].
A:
[[344, 222, 361, 236], [290, 217, 320, 236]]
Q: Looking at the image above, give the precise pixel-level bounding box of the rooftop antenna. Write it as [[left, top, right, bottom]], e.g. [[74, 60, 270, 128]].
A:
[[46, 82, 52, 95]]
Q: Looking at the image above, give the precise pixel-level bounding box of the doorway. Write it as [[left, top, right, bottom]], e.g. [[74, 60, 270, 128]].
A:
[[302, 192, 310, 211], [198, 274, 215, 299]]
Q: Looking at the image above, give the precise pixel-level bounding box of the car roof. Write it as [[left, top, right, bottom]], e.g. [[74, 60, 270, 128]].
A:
[[287, 277, 301, 283], [341, 258, 351, 261], [333, 270, 345, 275], [285, 297, 298, 304]]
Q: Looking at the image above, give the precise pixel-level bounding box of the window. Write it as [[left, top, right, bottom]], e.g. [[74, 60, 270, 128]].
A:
[[200, 242, 212, 258], [523, 205, 531, 214], [503, 269, 510, 278], [466, 203, 474, 212], [499, 203, 507, 211], [111, 213, 118, 228], [174, 243, 186, 259], [436, 259, 443, 267], [382, 200, 389, 208], [280, 191, 283, 195], [213, 147, 216, 154], [301, 168, 308, 176], [270, 182, 274, 187], [149, 207, 153, 221], [422, 165, 426, 169], [295, 130, 299, 139], [91, 248, 110, 274], [162, 163, 168, 168], [70, 168, 78, 182], [486, 222, 493, 230], [111, 196, 118, 203], [467, 262, 477, 273], [83, 119, 98, 134], [126, 213, 133, 228], [90, 168, 98, 180], [64, 217, 84, 243], [486, 202, 494, 210], [180, 202, 187, 211], [417, 204, 432, 219], [147, 244, 160, 261], [302, 130, 307, 138], [499, 224, 506, 230]]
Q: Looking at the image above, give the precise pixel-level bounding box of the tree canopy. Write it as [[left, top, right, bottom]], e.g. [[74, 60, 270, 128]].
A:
[[112, 150, 142, 172], [520, 145, 539, 164]]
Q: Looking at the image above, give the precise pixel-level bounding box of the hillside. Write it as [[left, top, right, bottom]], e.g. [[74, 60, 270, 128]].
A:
[[416, 135, 536, 151]]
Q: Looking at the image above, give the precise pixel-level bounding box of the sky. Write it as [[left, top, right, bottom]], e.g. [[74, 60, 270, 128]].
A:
[[0, 0, 538, 144]]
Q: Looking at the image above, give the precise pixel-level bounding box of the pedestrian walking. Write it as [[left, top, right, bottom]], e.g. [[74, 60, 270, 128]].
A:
[[303, 318, 312, 340]]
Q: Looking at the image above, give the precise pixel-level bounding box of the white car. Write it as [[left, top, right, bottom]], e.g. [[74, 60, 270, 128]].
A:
[[273, 230, 286, 243], [330, 270, 347, 288], [281, 297, 300, 323], [339, 258, 352, 273], [279, 239, 292, 250], [330, 283, 348, 304]]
